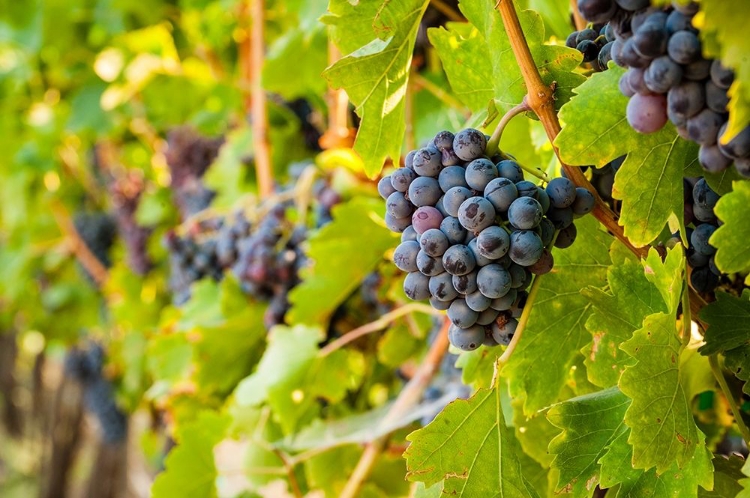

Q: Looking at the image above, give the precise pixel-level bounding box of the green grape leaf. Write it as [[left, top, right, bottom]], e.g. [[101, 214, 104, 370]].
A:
[[234, 325, 323, 432], [582, 258, 667, 388], [699, 0, 750, 141], [323, 0, 429, 177], [427, 23, 495, 111], [404, 378, 540, 497], [643, 246, 685, 314], [612, 432, 714, 498], [503, 215, 612, 414], [512, 396, 559, 468], [724, 344, 750, 395], [457, 345, 500, 389], [699, 455, 745, 498], [619, 313, 704, 473], [430, 1, 583, 115], [151, 411, 230, 498], [547, 387, 631, 496], [739, 457, 750, 497], [699, 291, 750, 355], [412, 482, 444, 498], [288, 198, 397, 326], [598, 429, 642, 489], [614, 136, 696, 247], [712, 181, 750, 274]]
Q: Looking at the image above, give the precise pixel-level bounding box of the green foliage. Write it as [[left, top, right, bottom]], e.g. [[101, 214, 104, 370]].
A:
[[504, 215, 611, 414], [404, 375, 540, 497], [323, 0, 430, 177], [712, 181, 750, 273], [699, 291, 750, 355]]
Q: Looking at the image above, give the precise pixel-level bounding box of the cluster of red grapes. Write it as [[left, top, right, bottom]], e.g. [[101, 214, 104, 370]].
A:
[[576, 0, 750, 177], [380, 128, 594, 351]]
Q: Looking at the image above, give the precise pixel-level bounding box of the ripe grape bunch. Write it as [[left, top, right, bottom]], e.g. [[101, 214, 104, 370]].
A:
[[380, 128, 594, 351], [576, 0, 750, 177], [64, 342, 128, 444]]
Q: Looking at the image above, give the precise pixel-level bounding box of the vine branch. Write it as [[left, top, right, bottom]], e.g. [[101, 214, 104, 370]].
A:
[[570, 0, 587, 31], [247, 0, 273, 199], [485, 99, 531, 157], [339, 317, 451, 498], [51, 201, 109, 286]]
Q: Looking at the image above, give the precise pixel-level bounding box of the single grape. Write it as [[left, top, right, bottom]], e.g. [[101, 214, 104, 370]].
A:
[[632, 21, 668, 59], [496, 160, 525, 183], [442, 244, 477, 276], [393, 241, 420, 272], [686, 246, 709, 267], [577, 0, 617, 23], [619, 73, 636, 97], [408, 176, 442, 207], [476, 308, 500, 326], [683, 57, 712, 81], [718, 124, 750, 160], [667, 30, 700, 64], [417, 250, 445, 276], [385, 213, 412, 233], [699, 144, 732, 173], [536, 187, 550, 213], [447, 299, 479, 328], [555, 223, 578, 249], [491, 316, 519, 346], [440, 216, 468, 245], [687, 109, 724, 146], [691, 223, 717, 256], [419, 228, 450, 257], [527, 249, 554, 275], [404, 271, 430, 300], [412, 206, 443, 234], [390, 167, 417, 192], [453, 271, 478, 295], [598, 41, 614, 69], [412, 145, 442, 177], [693, 180, 722, 215], [430, 296, 451, 311], [705, 81, 729, 114], [572, 187, 595, 216], [577, 40, 600, 63], [538, 218, 556, 247], [666, 10, 695, 35], [466, 289, 492, 312], [448, 324, 485, 351], [491, 288, 517, 311], [508, 230, 544, 266], [453, 128, 487, 162], [386, 191, 414, 218], [615, 0, 649, 11], [736, 157, 750, 178], [710, 60, 734, 89], [378, 176, 396, 199], [429, 272, 459, 301], [458, 196, 497, 232], [484, 177, 518, 212], [477, 264, 512, 299], [667, 81, 704, 124], [433, 130, 455, 151], [441, 148, 461, 167], [439, 166, 469, 192], [468, 238, 493, 266], [442, 186, 473, 218], [576, 28, 599, 44], [465, 158, 498, 191], [644, 56, 683, 94], [627, 93, 668, 134], [401, 225, 418, 242], [476, 225, 510, 259], [546, 177, 577, 209], [508, 197, 543, 229], [515, 180, 538, 199], [546, 207, 574, 229], [693, 202, 716, 223]]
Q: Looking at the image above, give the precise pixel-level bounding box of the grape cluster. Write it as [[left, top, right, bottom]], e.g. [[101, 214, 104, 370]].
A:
[[164, 126, 224, 219], [73, 212, 118, 278], [64, 343, 127, 444], [671, 178, 722, 294], [166, 179, 341, 327], [566, 23, 616, 71], [576, 0, 750, 177], [380, 128, 594, 351]]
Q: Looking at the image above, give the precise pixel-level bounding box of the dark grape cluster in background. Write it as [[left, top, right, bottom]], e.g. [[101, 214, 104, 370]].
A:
[[380, 128, 594, 351], [64, 343, 128, 444], [165, 177, 341, 328], [73, 212, 117, 281], [575, 0, 750, 177]]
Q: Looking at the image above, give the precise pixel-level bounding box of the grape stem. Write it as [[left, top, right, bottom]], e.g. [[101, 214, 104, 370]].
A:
[[498, 271, 544, 366], [339, 318, 451, 498], [485, 98, 532, 157], [709, 354, 750, 445], [318, 303, 444, 357], [51, 200, 109, 286], [243, 0, 274, 199], [494, 0, 709, 324]]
